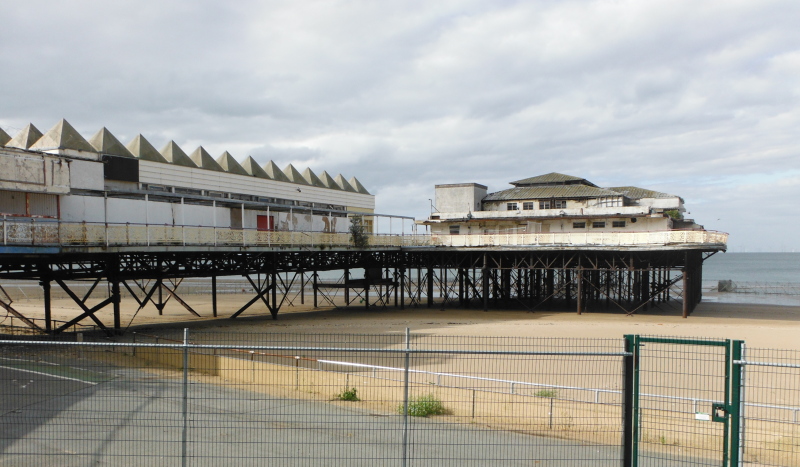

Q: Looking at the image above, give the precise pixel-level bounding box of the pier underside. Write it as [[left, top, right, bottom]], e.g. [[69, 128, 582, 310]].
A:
[[0, 248, 716, 335]]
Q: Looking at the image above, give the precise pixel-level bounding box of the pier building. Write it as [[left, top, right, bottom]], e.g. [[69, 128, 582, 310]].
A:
[[0, 121, 727, 335]]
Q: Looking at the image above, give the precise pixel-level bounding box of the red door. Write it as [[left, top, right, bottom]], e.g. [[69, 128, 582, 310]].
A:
[[257, 215, 274, 231]]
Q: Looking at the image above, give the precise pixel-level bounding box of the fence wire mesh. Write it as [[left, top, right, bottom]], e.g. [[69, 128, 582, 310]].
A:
[[1, 333, 799, 466], [636, 338, 730, 467], [739, 347, 800, 466], [0, 333, 626, 466]]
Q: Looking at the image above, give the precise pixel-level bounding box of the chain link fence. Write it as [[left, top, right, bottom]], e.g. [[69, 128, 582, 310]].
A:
[[0, 332, 797, 466]]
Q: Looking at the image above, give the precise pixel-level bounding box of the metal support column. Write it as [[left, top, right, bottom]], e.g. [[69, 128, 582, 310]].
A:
[[576, 267, 583, 315], [427, 267, 434, 308], [313, 271, 318, 308], [42, 279, 52, 333], [399, 268, 405, 310], [482, 254, 489, 312], [211, 275, 218, 318]]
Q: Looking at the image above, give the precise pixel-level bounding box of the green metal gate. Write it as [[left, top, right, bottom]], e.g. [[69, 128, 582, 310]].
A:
[[624, 336, 743, 467]]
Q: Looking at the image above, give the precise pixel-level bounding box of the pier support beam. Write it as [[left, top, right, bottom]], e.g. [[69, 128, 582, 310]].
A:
[[212, 275, 218, 318], [576, 268, 583, 315], [42, 280, 52, 332]]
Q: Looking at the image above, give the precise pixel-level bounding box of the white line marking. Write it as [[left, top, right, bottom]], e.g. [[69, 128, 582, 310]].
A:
[[0, 365, 97, 385]]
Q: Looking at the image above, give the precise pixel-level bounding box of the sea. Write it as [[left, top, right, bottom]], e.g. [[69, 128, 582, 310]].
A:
[[702, 252, 800, 306]]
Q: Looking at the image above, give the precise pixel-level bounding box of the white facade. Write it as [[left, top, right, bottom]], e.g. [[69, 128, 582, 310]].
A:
[[423, 173, 702, 236], [0, 120, 375, 234]]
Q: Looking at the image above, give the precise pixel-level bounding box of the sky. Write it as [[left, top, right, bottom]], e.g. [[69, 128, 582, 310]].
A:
[[1, 0, 799, 252]]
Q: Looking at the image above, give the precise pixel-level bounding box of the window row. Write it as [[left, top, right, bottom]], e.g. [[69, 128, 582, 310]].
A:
[[506, 200, 568, 211], [572, 220, 627, 229]]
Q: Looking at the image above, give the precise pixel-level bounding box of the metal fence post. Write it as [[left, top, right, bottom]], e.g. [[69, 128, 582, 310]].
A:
[[402, 327, 411, 467], [623, 334, 637, 467], [182, 328, 189, 467], [730, 340, 744, 467]]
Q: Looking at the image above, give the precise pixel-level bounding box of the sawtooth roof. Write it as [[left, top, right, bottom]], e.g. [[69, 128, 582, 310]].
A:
[[335, 174, 356, 192], [1, 119, 373, 196], [283, 164, 310, 185], [303, 168, 326, 188], [6, 124, 44, 149], [30, 119, 95, 152], [189, 147, 224, 172], [264, 161, 291, 182], [349, 177, 370, 194], [319, 171, 342, 190], [216, 151, 248, 176], [88, 127, 133, 158], [127, 135, 168, 163], [241, 156, 271, 179], [160, 141, 197, 168]]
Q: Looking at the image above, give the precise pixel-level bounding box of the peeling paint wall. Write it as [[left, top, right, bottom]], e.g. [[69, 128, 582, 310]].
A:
[[0, 150, 70, 194]]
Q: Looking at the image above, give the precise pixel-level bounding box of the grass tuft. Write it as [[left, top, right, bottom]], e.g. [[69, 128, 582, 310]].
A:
[[399, 394, 447, 417], [335, 387, 360, 401]]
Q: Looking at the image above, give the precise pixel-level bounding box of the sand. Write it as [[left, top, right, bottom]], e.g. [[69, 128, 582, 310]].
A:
[[4, 292, 800, 349]]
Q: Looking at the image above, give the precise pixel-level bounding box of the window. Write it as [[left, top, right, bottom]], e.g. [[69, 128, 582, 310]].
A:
[[612, 220, 626, 228], [506, 202, 518, 211], [592, 221, 606, 228], [573, 222, 586, 229], [540, 199, 566, 209], [522, 202, 534, 210], [449, 225, 460, 235]]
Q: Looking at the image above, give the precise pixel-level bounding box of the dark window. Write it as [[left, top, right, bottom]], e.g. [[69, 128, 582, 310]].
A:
[[612, 220, 626, 228], [573, 222, 586, 229], [592, 221, 606, 228], [449, 225, 460, 235], [506, 202, 518, 211], [554, 200, 567, 209], [522, 202, 534, 210], [539, 200, 551, 209], [102, 155, 139, 182]]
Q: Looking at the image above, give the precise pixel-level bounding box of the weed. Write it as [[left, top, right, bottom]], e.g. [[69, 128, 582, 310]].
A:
[[399, 394, 447, 417], [335, 387, 360, 402], [535, 389, 558, 398]]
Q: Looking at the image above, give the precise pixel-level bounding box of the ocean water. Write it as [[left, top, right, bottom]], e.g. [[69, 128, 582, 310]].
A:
[[703, 252, 800, 283], [702, 252, 800, 306]]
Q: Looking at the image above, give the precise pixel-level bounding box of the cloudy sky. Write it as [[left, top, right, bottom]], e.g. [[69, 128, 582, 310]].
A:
[[2, 0, 799, 251]]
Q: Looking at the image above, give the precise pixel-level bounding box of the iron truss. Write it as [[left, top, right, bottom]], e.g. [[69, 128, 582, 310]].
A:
[[0, 248, 720, 335]]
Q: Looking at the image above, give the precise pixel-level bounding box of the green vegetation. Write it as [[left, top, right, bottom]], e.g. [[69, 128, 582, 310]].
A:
[[349, 215, 369, 248], [534, 389, 558, 398], [664, 209, 683, 220], [335, 387, 360, 401], [399, 394, 447, 417]]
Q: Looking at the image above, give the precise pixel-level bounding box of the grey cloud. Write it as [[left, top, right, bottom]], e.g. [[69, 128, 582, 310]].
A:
[[2, 0, 799, 250]]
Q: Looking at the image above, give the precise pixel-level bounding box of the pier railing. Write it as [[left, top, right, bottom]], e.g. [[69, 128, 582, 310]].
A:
[[1, 218, 727, 249]]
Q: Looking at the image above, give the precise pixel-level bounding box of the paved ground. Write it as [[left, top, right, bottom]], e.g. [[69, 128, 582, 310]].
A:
[[0, 355, 716, 466]]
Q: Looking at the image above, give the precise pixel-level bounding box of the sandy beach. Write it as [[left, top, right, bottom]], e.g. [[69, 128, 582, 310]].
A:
[[5, 292, 800, 349]]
